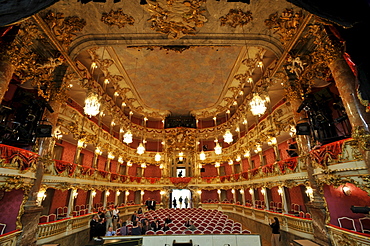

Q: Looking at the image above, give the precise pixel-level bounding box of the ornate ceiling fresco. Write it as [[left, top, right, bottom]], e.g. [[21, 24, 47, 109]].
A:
[[39, 0, 300, 120]]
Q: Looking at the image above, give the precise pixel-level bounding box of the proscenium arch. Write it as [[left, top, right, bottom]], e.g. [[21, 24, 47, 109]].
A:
[[68, 33, 284, 61]]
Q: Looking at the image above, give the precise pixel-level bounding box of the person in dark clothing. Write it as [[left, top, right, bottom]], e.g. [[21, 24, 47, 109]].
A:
[[163, 222, 170, 231], [164, 215, 172, 224], [269, 217, 280, 246], [90, 214, 100, 239], [173, 198, 177, 208], [119, 221, 129, 235], [131, 221, 141, 235], [152, 220, 161, 231]]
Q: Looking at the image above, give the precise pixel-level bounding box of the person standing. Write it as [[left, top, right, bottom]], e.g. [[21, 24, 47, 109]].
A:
[[105, 207, 113, 232], [269, 217, 280, 246], [112, 205, 120, 230], [184, 196, 189, 208], [179, 196, 183, 208], [145, 197, 151, 210], [173, 198, 177, 208], [150, 198, 156, 210]]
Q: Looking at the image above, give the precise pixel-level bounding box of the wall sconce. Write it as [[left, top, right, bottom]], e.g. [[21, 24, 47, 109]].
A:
[[159, 164, 164, 169], [36, 190, 47, 206], [160, 190, 166, 195], [244, 150, 250, 158], [305, 186, 314, 200], [118, 156, 124, 164], [197, 190, 202, 195], [342, 185, 351, 196], [106, 190, 110, 196], [198, 163, 203, 169], [249, 188, 254, 195], [91, 190, 96, 198], [73, 189, 78, 199], [141, 191, 145, 196], [141, 163, 147, 168], [217, 189, 221, 194], [278, 187, 283, 196], [125, 191, 130, 196], [261, 188, 266, 195], [228, 159, 234, 165], [95, 146, 103, 155], [235, 155, 241, 162], [215, 162, 220, 168], [127, 161, 132, 167], [108, 152, 115, 160], [240, 189, 244, 194], [231, 189, 235, 194], [116, 191, 121, 196], [77, 139, 87, 149]]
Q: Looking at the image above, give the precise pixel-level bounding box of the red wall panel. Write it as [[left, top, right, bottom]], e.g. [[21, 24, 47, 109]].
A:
[[144, 165, 161, 178], [75, 189, 88, 206], [324, 183, 370, 231], [201, 190, 218, 202], [49, 189, 69, 214], [59, 141, 76, 163], [0, 189, 24, 233], [201, 164, 217, 177], [289, 185, 306, 212], [80, 148, 94, 167]]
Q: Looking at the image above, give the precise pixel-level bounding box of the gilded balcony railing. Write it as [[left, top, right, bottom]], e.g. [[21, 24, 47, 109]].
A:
[[205, 203, 314, 240], [0, 230, 22, 246], [37, 218, 69, 239], [327, 224, 370, 246]]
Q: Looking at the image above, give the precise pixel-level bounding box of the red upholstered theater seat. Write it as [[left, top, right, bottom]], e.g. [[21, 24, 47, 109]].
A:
[[39, 215, 49, 223]]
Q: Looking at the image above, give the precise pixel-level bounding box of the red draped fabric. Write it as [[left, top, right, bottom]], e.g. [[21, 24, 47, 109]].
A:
[[110, 173, 118, 181], [0, 144, 38, 171], [233, 173, 240, 181], [54, 160, 70, 174], [262, 163, 275, 174], [250, 168, 259, 177], [310, 138, 349, 166], [241, 172, 248, 179], [277, 157, 298, 173], [146, 177, 160, 184], [169, 177, 192, 185]]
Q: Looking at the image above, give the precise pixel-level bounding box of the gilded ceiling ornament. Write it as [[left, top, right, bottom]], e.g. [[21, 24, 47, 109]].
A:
[[265, 8, 304, 44], [351, 126, 370, 151], [145, 0, 207, 39], [43, 11, 86, 48], [101, 9, 135, 29], [220, 9, 253, 28]]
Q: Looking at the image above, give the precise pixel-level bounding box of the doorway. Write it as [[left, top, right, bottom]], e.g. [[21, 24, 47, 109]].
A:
[[171, 189, 191, 208]]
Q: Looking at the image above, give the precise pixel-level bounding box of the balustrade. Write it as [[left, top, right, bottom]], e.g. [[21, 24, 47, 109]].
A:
[[0, 230, 21, 246]]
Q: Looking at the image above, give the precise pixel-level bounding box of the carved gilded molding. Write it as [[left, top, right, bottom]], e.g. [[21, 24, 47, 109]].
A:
[[265, 8, 305, 45], [101, 9, 135, 29], [145, 0, 207, 39], [220, 9, 253, 28], [42, 10, 86, 48]]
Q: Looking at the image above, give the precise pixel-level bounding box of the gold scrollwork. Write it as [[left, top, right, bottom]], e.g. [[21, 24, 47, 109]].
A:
[[220, 9, 253, 28], [101, 8, 135, 29]]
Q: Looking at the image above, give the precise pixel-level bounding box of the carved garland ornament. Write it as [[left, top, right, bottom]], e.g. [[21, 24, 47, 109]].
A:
[[220, 9, 253, 28], [101, 9, 135, 29], [43, 10, 86, 48], [265, 8, 304, 44], [145, 0, 207, 39]]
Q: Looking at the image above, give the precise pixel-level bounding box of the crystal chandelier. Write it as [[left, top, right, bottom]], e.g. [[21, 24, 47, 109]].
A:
[[214, 142, 222, 155], [84, 92, 101, 117], [137, 142, 145, 155], [249, 93, 267, 116], [155, 152, 161, 162], [123, 130, 133, 144], [223, 129, 233, 144], [199, 150, 206, 161]]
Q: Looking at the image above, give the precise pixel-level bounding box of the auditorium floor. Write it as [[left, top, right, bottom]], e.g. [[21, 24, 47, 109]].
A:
[[261, 237, 271, 246]]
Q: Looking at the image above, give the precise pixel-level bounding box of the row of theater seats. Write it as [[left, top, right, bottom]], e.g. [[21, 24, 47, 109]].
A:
[[137, 208, 250, 235], [338, 217, 370, 233]]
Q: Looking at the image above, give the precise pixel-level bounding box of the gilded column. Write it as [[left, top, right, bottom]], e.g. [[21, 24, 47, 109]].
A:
[[284, 75, 331, 245], [328, 57, 370, 172]]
